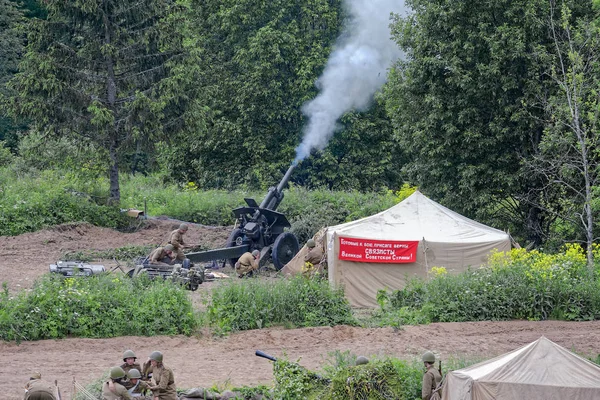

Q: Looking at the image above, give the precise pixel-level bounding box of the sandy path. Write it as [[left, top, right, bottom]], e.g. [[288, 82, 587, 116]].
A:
[[2, 320, 600, 399]]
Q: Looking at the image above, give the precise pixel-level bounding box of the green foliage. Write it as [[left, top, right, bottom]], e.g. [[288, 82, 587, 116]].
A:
[[62, 245, 154, 263], [7, 0, 190, 203], [382, 0, 593, 245], [73, 373, 106, 400], [206, 276, 355, 333], [0, 141, 13, 166], [0, 166, 408, 236], [0, 273, 197, 341], [0, 167, 127, 235], [383, 245, 600, 323], [273, 357, 424, 400]]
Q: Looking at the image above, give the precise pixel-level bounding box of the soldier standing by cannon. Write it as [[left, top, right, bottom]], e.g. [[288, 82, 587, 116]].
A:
[[168, 223, 188, 262]]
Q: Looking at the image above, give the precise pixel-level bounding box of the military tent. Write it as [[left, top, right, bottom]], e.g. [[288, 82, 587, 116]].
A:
[[326, 191, 510, 307], [442, 336, 600, 400]]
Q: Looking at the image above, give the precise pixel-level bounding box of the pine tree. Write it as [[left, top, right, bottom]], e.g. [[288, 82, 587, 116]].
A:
[[8, 0, 185, 203], [0, 0, 25, 147]]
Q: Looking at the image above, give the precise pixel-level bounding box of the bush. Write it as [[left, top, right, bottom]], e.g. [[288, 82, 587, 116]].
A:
[[381, 245, 600, 323], [272, 356, 432, 400], [205, 276, 356, 333], [0, 163, 415, 237], [0, 167, 128, 235], [0, 274, 198, 341]]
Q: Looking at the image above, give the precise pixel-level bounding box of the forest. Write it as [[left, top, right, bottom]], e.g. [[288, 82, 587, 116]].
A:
[[0, 0, 599, 261]]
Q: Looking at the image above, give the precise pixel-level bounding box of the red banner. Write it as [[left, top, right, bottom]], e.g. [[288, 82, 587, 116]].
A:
[[338, 237, 419, 263]]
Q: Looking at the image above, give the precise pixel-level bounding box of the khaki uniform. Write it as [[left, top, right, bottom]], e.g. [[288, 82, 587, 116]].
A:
[[120, 362, 142, 389], [148, 247, 173, 266], [168, 229, 186, 261], [302, 246, 324, 278], [421, 366, 442, 400], [141, 360, 153, 381], [102, 381, 132, 400], [24, 379, 56, 400], [150, 364, 177, 400], [235, 252, 258, 277]]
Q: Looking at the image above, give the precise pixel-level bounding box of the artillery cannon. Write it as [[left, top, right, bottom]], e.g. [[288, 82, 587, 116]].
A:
[[186, 164, 300, 270]]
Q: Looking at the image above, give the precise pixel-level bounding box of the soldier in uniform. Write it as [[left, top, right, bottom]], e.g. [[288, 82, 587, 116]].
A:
[[168, 223, 189, 262], [24, 372, 56, 400], [120, 350, 142, 389], [102, 366, 132, 400], [127, 369, 151, 398], [235, 250, 260, 278], [147, 245, 175, 266], [302, 239, 324, 278], [147, 351, 177, 400], [421, 351, 442, 400]]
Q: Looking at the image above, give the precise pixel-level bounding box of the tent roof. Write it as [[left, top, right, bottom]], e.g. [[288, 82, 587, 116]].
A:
[[453, 336, 600, 388], [328, 191, 508, 243]]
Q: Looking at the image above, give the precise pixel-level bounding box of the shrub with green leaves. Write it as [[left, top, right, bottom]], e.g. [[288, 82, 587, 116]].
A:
[[0, 274, 197, 341], [272, 356, 426, 400], [206, 277, 356, 333], [0, 168, 127, 235], [380, 245, 600, 323], [0, 165, 414, 237]]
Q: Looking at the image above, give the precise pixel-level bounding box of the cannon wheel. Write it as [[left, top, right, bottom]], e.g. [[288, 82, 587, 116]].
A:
[[272, 232, 299, 271], [226, 228, 244, 267]]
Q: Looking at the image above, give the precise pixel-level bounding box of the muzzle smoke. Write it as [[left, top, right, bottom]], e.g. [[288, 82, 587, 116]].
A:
[[294, 0, 406, 162]]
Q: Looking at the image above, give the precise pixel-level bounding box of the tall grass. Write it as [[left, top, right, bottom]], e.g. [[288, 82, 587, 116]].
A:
[[206, 277, 356, 333], [0, 274, 197, 341], [378, 245, 600, 323], [0, 166, 411, 239]]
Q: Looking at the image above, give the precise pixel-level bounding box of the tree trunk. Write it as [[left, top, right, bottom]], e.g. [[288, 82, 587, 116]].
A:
[[526, 205, 544, 248], [108, 138, 120, 204]]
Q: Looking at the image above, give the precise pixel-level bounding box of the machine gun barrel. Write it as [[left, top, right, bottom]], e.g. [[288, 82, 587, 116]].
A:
[[259, 162, 296, 210]]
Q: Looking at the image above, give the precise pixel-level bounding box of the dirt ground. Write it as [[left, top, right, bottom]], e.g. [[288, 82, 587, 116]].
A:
[[0, 218, 232, 292], [2, 321, 600, 399], [2, 222, 600, 399]]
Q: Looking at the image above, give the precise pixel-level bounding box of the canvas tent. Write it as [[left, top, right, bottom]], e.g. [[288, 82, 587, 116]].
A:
[[326, 191, 510, 307], [442, 336, 600, 400]]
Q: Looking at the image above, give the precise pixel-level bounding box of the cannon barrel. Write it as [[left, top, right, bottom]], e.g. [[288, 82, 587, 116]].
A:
[[259, 163, 296, 210], [255, 350, 277, 362]]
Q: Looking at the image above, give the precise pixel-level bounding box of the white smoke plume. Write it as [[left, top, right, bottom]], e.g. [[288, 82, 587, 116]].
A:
[[294, 0, 406, 162]]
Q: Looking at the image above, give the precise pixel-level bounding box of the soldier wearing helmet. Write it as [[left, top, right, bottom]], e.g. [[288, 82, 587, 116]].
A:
[[119, 350, 142, 389], [355, 356, 369, 366], [147, 244, 175, 266], [147, 351, 177, 400], [102, 366, 132, 400], [302, 238, 324, 278], [168, 223, 189, 262], [235, 250, 260, 278], [24, 372, 56, 400], [421, 351, 442, 400], [126, 369, 150, 398]]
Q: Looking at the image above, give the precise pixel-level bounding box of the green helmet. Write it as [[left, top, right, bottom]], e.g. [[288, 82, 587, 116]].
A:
[[110, 366, 126, 380], [122, 349, 136, 361], [422, 351, 436, 363], [164, 244, 174, 252], [149, 351, 163, 362], [251, 250, 260, 257], [179, 223, 189, 231], [355, 356, 369, 366], [128, 369, 142, 379], [30, 372, 41, 380], [306, 239, 316, 248]]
